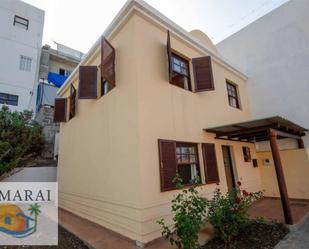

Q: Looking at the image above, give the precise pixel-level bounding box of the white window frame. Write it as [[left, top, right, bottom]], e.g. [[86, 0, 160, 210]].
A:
[[19, 56, 32, 72]]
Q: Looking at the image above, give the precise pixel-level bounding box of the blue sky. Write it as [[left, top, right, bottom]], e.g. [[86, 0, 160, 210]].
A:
[[23, 0, 289, 53]]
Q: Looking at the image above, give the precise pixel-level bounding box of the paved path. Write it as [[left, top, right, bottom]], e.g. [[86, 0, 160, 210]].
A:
[[59, 208, 174, 249], [275, 216, 309, 249], [2, 167, 57, 182]]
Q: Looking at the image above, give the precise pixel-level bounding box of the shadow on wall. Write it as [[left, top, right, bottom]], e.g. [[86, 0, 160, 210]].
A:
[[257, 149, 309, 199]]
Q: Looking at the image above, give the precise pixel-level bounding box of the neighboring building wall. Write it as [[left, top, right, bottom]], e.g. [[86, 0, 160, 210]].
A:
[[257, 149, 309, 199], [217, 0, 309, 151], [35, 105, 59, 158], [0, 0, 44, 112], [57, 10, 263, 244], [39, 44, 81, 81], [36, 45, 82, 158]]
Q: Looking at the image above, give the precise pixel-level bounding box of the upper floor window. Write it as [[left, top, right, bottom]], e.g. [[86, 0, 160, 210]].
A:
[[59, 68, 72, 77], [0, 92, 19, 106], [170, 53, 192, 91], [13, 15, 29, 30], [101, 81, 114, 96], [19, 56, 32, 72], [226, 81, 240, 109]]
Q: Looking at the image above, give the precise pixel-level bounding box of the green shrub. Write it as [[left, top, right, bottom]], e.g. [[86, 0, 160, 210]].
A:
[[157, 174, 208, 249], [0, 106, 44, 175], [206, 181, 263, 244]]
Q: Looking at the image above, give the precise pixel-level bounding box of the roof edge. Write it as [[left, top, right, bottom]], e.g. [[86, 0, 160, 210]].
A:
[[58, 0, 247, 95]]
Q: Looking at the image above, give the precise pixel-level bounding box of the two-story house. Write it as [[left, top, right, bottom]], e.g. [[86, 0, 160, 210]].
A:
[[55, 0, 308, 246]]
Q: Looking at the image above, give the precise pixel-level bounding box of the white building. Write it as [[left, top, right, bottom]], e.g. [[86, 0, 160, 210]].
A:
[[217, 0, 309, 149], [0, 0, 44, 112]]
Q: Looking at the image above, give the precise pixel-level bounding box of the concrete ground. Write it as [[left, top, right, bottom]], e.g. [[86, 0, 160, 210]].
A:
[[59, 208, 173, 249], [275, 215, 309, 249], [58, 198, 309, 249], [249, 198, 309, 224], [1, 166, 57, 182]]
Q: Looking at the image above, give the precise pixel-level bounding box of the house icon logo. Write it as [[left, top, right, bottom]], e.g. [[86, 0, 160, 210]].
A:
[[0, 203, 41, 238]]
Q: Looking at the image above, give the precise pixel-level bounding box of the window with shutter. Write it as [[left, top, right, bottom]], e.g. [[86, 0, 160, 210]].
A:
[[192, 56, 214, 92], [78, 66, 97, 99], [54, 98, 67, 123], [158, 139, 177, 191], [242, 146, 251, 162], [166, 31, 192, 91], [69, 84, 76, 120], [101, 37, 115, 96], [202, 143, 219, 183], [167, 31, 172, 82], [175, 142, 200, 184], [158, 139, 202, 191]]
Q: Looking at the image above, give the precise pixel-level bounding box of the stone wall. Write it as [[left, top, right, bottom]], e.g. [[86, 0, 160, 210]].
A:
[[35, 105, 59, 158]]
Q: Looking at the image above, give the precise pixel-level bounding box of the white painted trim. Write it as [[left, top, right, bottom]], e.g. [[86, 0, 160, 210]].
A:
[[58, 0, 247, 95]]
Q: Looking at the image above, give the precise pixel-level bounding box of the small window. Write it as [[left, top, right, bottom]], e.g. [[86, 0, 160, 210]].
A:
[[19, 56, 32, 72], [176, 143, 200, 184], [242, 146, 251, 162], [59, 68, 72, 77], [13, 15, 29, 30], [170, 53, 192, 91], [226, 81, 240, 109], [0, 92, 19, 106], [59, 68, 65, 76], [101, 80, 114, 96]]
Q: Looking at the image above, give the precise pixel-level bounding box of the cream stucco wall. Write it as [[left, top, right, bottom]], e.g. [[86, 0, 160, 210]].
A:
[[257, 149, 309, 200], [58, 11, 263, 244], [132, 13, 261, 242], [58, 15, 144, 241]]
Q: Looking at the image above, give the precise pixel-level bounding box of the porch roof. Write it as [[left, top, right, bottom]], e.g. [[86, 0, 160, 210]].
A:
[[205, 116, 307, 142]]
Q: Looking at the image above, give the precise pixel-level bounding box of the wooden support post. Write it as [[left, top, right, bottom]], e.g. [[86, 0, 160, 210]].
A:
[[269, 130, 293, 224], [297, 139, 305, 149]]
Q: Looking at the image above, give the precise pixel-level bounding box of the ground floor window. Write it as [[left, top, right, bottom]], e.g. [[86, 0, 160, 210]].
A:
[[0, 92, 18, 106], [176, 142, 200, 184]]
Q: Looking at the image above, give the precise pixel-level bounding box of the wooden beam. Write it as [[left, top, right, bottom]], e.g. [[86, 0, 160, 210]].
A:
[[268, 130, 293, 224], [269, 128, 301, 140], [214, 137, 254, 143]]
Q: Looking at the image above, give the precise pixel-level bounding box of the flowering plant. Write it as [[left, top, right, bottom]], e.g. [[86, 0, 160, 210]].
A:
[[157, 174, 207, 249], [206, 181, 263, 244]]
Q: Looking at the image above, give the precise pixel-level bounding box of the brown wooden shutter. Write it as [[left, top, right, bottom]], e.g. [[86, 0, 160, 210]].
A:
[[192, 56, 214, 92], [69, 84, 76, 119], [202, 143, 219, 183], [158, 139, 177, 191], [78, 66, 97, 99], [242, 146, 252, 162], [167, 31, 173, 82], [101, 37, 115, 86], [54, 98, 67, 123]]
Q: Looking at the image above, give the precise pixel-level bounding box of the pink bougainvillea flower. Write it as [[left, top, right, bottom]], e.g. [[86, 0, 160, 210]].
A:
[[242, 190, 249, 196], [237, 181, 242, 186]]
